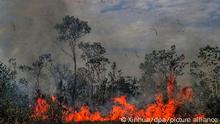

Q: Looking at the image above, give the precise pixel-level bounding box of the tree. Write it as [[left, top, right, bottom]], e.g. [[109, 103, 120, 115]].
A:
[[50, 64, 74, 105], [76, 67, 93, 105], [139, 45, 187, 96], [0, 62, 29, 123], [78, 42, 110, 83], [107, 76, 139, 97], [78, 42, 110, 106], [190, 45, 220, 117], [19, 54, 52, 96], [55, 16, 91, 103], [108, 62, 122, 83], [95, 62, 123, 105]]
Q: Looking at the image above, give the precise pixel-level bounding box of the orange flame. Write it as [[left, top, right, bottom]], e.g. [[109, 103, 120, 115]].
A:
[[31, 97, 50, 120], [31, 74, 204, 122], [167, 72, 176, 98], [51, 96, 56, 102], [194, 113, 205, 119], [63, 93, 177, 122]]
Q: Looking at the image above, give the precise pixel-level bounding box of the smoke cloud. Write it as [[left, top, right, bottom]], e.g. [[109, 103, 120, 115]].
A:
[[0, 0, 67, 64], [0, 0, 220, 84]]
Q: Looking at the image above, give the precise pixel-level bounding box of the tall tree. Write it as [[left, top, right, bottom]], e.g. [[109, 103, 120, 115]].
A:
[[190, 45, 220, 97], [55, 16, 91, 102], [78, 42, 110, 83], [78, 42, 109, 105], [190, 45, 220, 117]]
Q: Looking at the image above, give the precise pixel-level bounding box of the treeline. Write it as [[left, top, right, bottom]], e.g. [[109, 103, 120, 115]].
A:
[[0, 16, 219, 123]]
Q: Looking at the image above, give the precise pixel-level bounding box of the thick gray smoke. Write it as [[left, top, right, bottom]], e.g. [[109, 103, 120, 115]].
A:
[[0, 0, 67, 64], [1, 0, 220, 78], [0, 0, 68, 96], [0, 0, 220, 95]]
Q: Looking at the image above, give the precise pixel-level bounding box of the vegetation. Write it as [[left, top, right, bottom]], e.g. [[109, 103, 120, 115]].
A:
[[0, 62, 29, 123], [190, 45, 220, 117], [0, 15, 219, 123], [55, 16, 91, 104], [139, 45, 188, 97]]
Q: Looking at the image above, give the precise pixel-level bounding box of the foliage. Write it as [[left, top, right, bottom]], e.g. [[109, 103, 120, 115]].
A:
[[55, 16, 91, 42], [55, 16, 91, 104], [140, 45, 187, 76], [18, 54, 52, 96], [50, 64, 75, 105], [0, 62, 29, 123], [139, 45, 187, 95], [1, 15, 220, 122], [78, 42, 110, 82], [190, 45, 220, 117]]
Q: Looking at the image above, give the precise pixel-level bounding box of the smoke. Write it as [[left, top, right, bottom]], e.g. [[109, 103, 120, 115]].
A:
[[0, 0, 68, 96], [0, 0, 67, 64], [0, 0, 220, 94], [1, 0, 219, 78]]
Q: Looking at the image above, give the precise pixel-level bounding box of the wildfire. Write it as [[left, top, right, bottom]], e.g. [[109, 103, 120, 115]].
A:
[[51, 95, 56, 102], [167, 72, 176, 98], [180, 87, 194, 103], [31, 97, 50, 120], [194, 113, 205, 119], [31, 74, 204, 123], [62, 94, 176, 122]]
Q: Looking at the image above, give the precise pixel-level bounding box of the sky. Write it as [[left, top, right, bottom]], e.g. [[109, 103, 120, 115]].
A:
[[0, 0, 220, 83]]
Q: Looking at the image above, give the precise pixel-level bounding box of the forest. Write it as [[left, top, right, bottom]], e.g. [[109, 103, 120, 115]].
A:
[[0, 16, 220, 123]]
